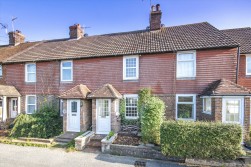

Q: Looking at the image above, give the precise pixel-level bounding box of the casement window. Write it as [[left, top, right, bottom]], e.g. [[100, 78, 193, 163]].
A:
[[61, 61, 73, 82], [26, 95, 36, 114], [123, 55, 139, 80], [0, 65, 2, 77], [177, 51, 196, 78], [124, 94, 138, 119], [25, 63, 36, 82], [222, 98, 243, 124], [203, 97, 211, 114], [176, 94, 196, 120], [246, 55, 251, 75]]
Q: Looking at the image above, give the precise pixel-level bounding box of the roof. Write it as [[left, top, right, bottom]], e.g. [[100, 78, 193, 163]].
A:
[[88, 84, 122, 99], [3, 22, 238, 63], [0, 42, 39, 62], [221, 27, 251, 54], [59, 84, 91, 99], [200, 78, 251, 96], [0, 85, 21, 97]]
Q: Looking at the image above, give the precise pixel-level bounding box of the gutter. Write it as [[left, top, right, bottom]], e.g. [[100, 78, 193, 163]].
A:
[[236, 46, 240, 84]]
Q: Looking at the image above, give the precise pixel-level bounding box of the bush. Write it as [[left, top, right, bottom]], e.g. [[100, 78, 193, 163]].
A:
[[160, 121, 244, 160], [140, 89, 165, 145], [10, 103, 63, 139]]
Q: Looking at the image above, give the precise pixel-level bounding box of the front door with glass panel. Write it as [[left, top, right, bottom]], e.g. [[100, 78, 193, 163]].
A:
[[222, 98, 243, 125], [10, 98, 18, 118], [67, 100, 80, 132], [96, 99, 111, 134]]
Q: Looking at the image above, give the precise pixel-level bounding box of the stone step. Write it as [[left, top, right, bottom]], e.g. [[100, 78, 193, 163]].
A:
[[86, 140, 101, 148], [55, 138, 72, 143], [83, 146, 101, 153]]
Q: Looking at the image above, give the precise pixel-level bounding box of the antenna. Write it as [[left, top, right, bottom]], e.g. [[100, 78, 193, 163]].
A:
[[0, 23, 8, 34], [11, 17, 18, 32]]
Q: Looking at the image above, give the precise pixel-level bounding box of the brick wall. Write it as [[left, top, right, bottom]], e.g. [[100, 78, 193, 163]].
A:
[[238, 54, 251, 90]]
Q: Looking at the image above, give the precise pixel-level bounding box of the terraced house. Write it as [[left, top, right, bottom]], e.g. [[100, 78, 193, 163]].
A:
[[0, 5, 250, 138]]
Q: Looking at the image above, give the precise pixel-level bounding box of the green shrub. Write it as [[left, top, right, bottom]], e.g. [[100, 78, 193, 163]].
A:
[[141, 96, 165, 145], [107, 131, 115, 140], [160, 121, 244, 160], [10, 103, 63, 139]]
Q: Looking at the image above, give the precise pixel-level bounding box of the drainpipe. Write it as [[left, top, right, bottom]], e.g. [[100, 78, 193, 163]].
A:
[[236, 46, 240, 84]]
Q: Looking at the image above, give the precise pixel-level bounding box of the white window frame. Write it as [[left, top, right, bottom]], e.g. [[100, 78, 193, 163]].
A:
[[176, 51, 196, 78], [25, 63, 36, 82], [0, 65, 2, 77], [202, 97, 212, 115], [123, 55, 139, 80], [124, 94, 138, 119], [61, 60, 73, 82], [246, 55, 251, 75], [222, 97, 244, 125], [176, 94, 196, 121], [26, 95, 36, 114]]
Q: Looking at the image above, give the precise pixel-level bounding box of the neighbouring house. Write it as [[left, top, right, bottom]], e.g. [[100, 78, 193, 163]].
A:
[[0, 4, 250, 139]]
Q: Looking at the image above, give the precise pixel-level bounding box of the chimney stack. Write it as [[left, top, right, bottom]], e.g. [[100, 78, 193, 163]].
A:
[[8, 30, 25, 46], [150, 4, 162, 30], [69, 24, 84, 39]]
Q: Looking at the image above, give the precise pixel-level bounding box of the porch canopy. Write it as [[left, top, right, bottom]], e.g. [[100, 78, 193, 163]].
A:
[[88, 84, 122, 99], [59, 84, 91, 99], [200, 78, 251, 97], [0, 85, 21, 97]]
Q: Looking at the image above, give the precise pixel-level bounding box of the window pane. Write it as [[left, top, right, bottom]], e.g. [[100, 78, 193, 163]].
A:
[[62, 69, 72, 80], [71, 101, 77, 113], [178, 96, 193, 102], [178, 53, 194, 61], [177, 104, 193, 119], [28, 73, 36, 82], [125, 97, 138, 117], [126, 58, 136, 68], [177, 61, 194, 77], [247, 57, 251, 73], [126, 68, 136, 78], [28, 105, 35, 114], [62, 62, 72, 67], [28, 96, 35, 104], [0, 65, 2, 76], [225, 100, 240, 122], [204, 98, 211, 112], [27, 64, 36, 72]]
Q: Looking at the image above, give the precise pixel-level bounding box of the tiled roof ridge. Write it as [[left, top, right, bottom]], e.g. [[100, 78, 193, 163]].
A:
[[106, 84, 119, 98], [221, 27, 251, 31], [79, 84, 91, 97]]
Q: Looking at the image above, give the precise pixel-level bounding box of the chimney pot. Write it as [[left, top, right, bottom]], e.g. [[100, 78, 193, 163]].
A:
[[8, 30, 25, 46], [69, 24, 84, 39]]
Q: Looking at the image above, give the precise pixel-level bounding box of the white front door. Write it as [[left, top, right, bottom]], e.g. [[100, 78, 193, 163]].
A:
[[222, 97, 244, 125], [67, 100, 80, 132], [10, 98, 18, 118], [96, 99, 111, 134]]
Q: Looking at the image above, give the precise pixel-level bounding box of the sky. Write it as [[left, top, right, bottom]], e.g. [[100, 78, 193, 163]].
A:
[[0, 0, 250, 45]]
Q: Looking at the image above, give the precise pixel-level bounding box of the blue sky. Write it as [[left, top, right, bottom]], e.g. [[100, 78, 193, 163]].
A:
[[0, 0, 250, 45]]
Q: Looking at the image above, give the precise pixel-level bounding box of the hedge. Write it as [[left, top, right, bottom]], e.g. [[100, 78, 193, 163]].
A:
[[10, 103, 63, 139], [160, 121, 244, 160]]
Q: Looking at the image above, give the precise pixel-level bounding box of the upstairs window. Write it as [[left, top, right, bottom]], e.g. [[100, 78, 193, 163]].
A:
[[124, 94, 138, 119], [123, 56, 139, 80], [0, 65, 2, 77], [61, 61, 73, 82], [177, 51, 196, 78], [246, 55, 251, 75], [25, 63, 36, 82], [203, 97, 211, 114]]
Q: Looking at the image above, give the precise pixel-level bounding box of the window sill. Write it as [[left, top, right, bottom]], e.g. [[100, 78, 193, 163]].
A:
[[176, 118, 195, 121], [176, 77, 196, 80], [25, 82, 36, 84], [60, 81, 73, 83], [125, 117, 139, 120], [202, 111, 211, 115], [123, 79, 139, 82]]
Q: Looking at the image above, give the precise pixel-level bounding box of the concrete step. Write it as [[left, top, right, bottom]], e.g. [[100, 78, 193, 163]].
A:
[[55, 138, 72, 143], [83, 146, 101, 153], [86, 140, 101, 148]]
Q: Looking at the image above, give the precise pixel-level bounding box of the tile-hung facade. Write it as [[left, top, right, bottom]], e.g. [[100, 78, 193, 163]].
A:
[[0, 4, 250, 139]]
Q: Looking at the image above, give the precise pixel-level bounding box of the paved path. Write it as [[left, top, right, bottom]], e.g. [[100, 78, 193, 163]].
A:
[[0, 143, 185, 167]]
